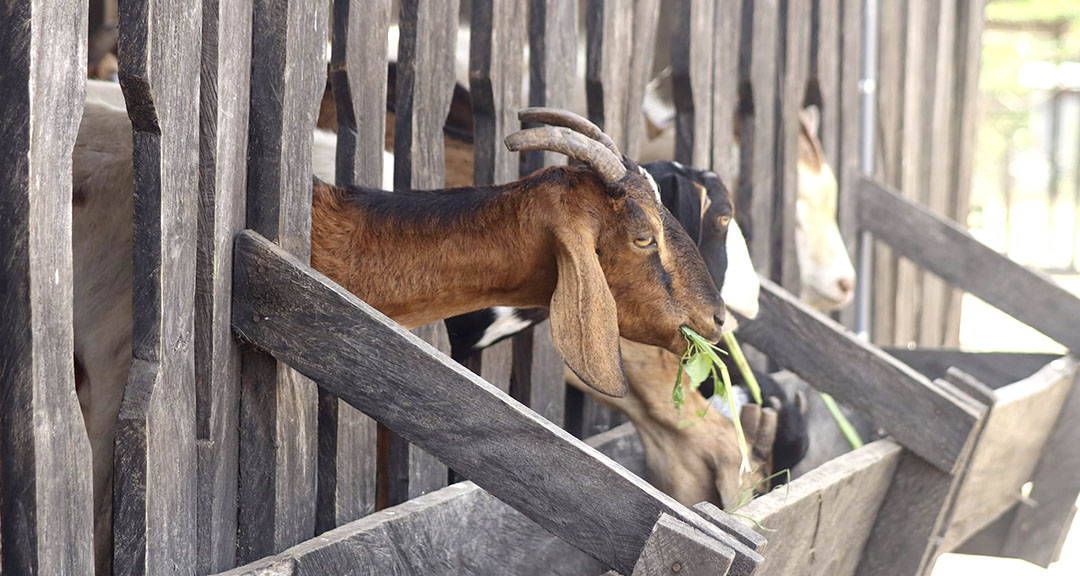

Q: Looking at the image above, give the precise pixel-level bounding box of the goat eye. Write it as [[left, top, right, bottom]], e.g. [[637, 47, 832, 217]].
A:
[[718, 215, 731, 227], [633, 236, 656, 248]]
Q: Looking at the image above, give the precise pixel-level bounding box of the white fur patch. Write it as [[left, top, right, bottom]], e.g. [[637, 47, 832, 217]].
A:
[[710, 386, 751, 421], [312, 129, 395, 191], [639, 166, 662, 205], [722, 219, 760, 319], [475, 307, 533, 349]]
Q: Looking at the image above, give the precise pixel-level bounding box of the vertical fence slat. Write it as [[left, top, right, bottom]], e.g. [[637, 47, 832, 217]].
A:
[[776, 0, 810, 292], [586, 0, 633, 151], [516, 0, 578, 427], [317, 0, 389, 535], [739, 0, 779, 276], [871, 0, 906, 345], [919, 0, 957, 346], [672, 0, 715, 168], [238, 0, 327, 562], [712, 0, 743, 186], [0, 1, 93, 573], [625, 0, 660, 159], [385, 0, 459, 506], [196, 0, 252, 572], [835, 0, 862, 330], [813, 0, 841, 171], [943, 0, 986, 347], [113, 1, 202, 573]]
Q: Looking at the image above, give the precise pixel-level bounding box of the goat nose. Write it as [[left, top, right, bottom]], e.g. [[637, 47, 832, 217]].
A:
[[713, 310, 726, 329], [838, 277, 855, 294]]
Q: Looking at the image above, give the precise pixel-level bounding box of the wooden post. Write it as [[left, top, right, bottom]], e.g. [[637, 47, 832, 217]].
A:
[[195, 0, 253, 572], [712, 0, 743, 186], [384, 0, 459, 507], [0, 1, 94, 573], [112, 1, 202, 573], [671, 0, 715, 168], [237, 0, 327, 562], [317, 0, 390, 535], [776, 0, 810, 292], [836, 0, 862, 330], [625, 0, 660, 159]]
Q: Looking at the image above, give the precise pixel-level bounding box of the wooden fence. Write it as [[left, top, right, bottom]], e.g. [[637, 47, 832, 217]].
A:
[[0, 0, 1016, 575]]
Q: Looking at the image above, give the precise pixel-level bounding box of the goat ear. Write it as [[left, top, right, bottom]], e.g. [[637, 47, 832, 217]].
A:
[[548, 230, 628, 398]]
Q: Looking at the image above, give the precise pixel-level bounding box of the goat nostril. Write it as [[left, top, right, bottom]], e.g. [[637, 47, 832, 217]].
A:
[[838, 277, 854, 294], [714, 311, 726, 328]]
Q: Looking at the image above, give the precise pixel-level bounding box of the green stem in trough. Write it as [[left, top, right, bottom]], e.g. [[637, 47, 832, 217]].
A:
[[722, 331, 762, 405], [820, 392, 864, 450]]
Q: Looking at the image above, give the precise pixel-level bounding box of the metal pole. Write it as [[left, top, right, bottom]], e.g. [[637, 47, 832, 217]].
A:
[[855, 0, 878, 339]]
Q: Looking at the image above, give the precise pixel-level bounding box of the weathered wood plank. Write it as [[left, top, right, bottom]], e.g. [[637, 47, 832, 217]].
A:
[[1001, 362, 1080, 566], [737, 440, 904, 576], [585, 0, 633, 150], [511, 319, 565, 425], [386, 0, 459, 507], [859, 177, 1080, 353], [112, 1, 201, 574], [316, 0, 389, 536], [919, 0, 956, 346], [711, 0, 742, 185], [624, 0, 660, 159], [671, 0, 714, 168], [631, 514, 736, 576], [870, 0, 906, 344], [835, 0, 861, 329], [884, 349, 1062, 390], [230, 231, 764, 575], [0, 1, 94, 572], [776, 0, 810, 291], [238, 0, 327, 562], [195, 0, 252, 571], [736, 277, 981, 472], [941, 357, 1078, 551], [739, 0, 779, 275]]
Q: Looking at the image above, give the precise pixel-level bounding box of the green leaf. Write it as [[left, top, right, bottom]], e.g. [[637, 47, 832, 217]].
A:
[[683, 353, 712, 389]]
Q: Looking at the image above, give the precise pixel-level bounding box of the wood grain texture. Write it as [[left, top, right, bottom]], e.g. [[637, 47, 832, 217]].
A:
[[776, 0, 810, 292], [943, 0, 987, 347], [624, 0, 660, 159], [470, 0, 524, 188], [671, 0, 714, 167], [585, 0, 633, 150], [736, 277, 981, 472], [112, 1, 202, 573], [317, 0, 389, 536], [511, 320, 566, 425], [1002, 365, 1080, 565], [736, 440, 904, 576], [711, 0, 743, 185], [386, 0, 459, 507], [238, 0, 327, 562], [195, 1, 252, 571], [858, 177, 1080, 353], [835, 0, 861, 329], [941, 357, 1078, 551], [631, 514, 736, 576], [230, 231, 764, 575], [0, 1, 94, 572], [883, 349, 1062, 390], [739, 0, 779, 275]]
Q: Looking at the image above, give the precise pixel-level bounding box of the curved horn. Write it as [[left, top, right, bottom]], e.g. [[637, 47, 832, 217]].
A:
[[517, 107, 622, 158], [505, 126, 627, 182]]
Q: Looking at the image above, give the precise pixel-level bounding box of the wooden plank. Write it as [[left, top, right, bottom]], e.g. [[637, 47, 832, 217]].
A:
[[195, 0, 253, 571], [711, 0, 742, 185], [941, 357, 1078, 551], [835, 0, 861, 329], [858, 177, 1080, 353], [919, 0, 957, 346], [671, 0, 715, 167], [736, 440, 904, 576], [776, 0, 811, 291], [943, 0, 987, 347], [884, 349, 1062, 390], [386, 0, 459, 508], [739, 0, 779, 275], [736, 277, 981, 472], [510, 319, 565, 425], [112, 1, 201, 573], [0, 1, 94, 572], [585, 0, 633, 150], [237, 0, 327, 562], [631, 514, 736, 576], [624, 0, 660, 159], [230, 231, 764, 575], [870, 0, 905, 345], [317, 0, 389, 536], [1001, 362, 1080, 566]]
